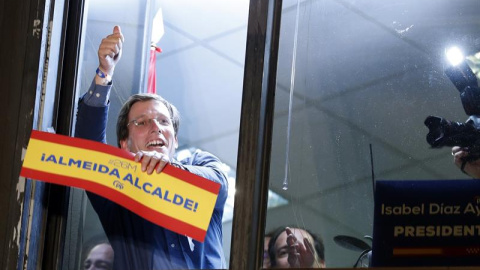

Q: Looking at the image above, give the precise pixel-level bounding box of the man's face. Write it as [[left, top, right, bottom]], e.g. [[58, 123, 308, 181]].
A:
[[120, 100, 178, 158], [84, 243, 114, 270]]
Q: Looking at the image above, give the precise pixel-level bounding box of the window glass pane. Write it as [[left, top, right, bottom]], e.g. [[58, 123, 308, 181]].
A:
[[66, 0, 249, 268], [265, 0, 480, 268], [70, 0, 151, 268]]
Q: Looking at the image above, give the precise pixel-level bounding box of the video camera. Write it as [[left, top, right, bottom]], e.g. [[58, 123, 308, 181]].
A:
[[424, 52, 480, 161]]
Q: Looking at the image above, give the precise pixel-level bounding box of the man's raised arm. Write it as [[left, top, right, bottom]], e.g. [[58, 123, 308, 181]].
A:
[[75, 26, 124, 143]]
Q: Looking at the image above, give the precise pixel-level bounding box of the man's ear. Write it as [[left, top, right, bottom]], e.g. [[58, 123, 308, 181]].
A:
[[174, 136, 179, 149], [120, 139, 129, 150]]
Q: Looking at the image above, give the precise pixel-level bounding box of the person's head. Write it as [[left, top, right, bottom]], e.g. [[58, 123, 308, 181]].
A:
[[268, 226, 325, 268], [83, 242, 114, 270], [117, 94, 180, 157]]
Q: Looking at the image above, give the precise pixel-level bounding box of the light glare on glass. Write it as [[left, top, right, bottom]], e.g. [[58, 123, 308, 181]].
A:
[[446, 47, 464, 66]]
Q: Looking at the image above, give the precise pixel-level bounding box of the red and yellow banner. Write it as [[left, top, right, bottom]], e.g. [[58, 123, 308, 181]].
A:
[[20, 130, 220, 242]]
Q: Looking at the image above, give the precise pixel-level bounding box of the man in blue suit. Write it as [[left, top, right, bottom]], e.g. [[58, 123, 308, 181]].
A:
[[75, 25, 228, 269]]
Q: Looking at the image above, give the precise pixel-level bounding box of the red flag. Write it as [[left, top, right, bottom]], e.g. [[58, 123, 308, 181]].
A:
[[147, 45, 162, 94]]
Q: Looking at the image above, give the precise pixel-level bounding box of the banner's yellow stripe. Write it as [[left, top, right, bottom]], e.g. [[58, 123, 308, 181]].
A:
[[23, 138, 217, 230]]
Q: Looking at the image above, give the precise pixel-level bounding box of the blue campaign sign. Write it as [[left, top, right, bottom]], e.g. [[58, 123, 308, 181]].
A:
[[371, 179, 480, 267]]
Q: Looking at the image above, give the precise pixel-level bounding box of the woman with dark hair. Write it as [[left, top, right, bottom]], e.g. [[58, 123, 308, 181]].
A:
[[268, 227, 325, 268]]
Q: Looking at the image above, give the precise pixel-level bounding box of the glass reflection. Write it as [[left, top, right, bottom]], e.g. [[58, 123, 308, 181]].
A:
[[68, 0, 249, 269], [265, 0, 480, 268]]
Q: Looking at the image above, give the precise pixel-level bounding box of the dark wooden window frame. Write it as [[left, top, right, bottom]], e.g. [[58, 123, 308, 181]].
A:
[[229, 0, 282, 269], [1, 0, 85, 267]]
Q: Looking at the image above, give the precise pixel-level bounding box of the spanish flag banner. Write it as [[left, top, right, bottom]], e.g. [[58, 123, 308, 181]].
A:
[[20, 130, 220, 242]]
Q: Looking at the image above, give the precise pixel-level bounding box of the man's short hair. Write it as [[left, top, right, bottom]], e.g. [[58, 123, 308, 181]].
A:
[[268, 226, 325, 267], [116, 93, 180, 147], [81, 237, 111, 265]]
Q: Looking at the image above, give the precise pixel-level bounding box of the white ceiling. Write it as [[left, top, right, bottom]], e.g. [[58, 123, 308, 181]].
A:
[[155, 0, 249, 170]]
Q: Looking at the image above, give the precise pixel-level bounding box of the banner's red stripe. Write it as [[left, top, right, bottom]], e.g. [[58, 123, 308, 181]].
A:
[[394, 246, 480, 257], [30, 130, 135, 160], [30, 130, 220, 194], [163, 165, 221, 194], [20, 167, 207, 242]]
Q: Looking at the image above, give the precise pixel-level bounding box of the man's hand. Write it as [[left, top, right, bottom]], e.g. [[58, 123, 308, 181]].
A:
[[97, 25, 124, 80], [452, 146, 480, 178], [285, 227, 317, 268], [134, 151, 171, 174]]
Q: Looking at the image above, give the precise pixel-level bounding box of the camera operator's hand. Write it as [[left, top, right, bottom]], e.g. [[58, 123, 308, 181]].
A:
[[452, 146, 480, 178]]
